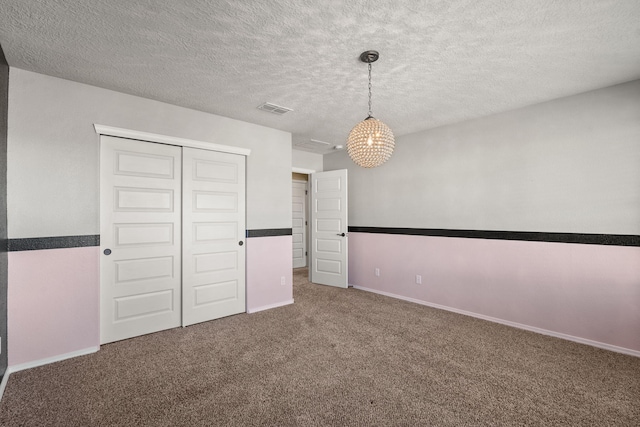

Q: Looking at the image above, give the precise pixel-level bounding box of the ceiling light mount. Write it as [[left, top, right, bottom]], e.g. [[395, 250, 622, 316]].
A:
[[359, 50, 379, 64]]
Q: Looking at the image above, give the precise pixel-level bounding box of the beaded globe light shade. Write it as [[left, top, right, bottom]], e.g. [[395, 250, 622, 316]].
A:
[[346, 50, 395, 168], [347, 117, 395, 168]]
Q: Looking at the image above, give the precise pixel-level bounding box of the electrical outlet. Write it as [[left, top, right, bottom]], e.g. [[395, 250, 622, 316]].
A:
[[280, 276, 286, 286], [375, 268, 380, 277], [416, 275, 422, 285]]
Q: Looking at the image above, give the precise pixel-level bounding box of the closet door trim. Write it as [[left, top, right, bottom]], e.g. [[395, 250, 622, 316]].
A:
[[94, 124, 251, 157]]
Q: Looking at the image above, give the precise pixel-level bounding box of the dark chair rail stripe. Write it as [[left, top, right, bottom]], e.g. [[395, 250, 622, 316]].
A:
[[11, 227, 636, 250], [9, 235, 101, 251], [348, 227, 640, 247], [246, 229, 293, 238], [9, 229, 294, 251]]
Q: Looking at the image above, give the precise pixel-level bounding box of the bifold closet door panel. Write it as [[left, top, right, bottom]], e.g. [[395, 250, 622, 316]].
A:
[[182, 147, 246, 326], [100, 136, 182, 344]]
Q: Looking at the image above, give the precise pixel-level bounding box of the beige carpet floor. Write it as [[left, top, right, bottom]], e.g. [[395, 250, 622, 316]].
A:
[[0, 267, 638, 426]]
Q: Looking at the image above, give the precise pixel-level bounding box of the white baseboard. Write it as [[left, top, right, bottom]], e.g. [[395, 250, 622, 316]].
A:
[[0, 346, 100, 402], [8, 346, 100, 373], [352, 286, 640, 358], [0, 370, 10, 401], [247, 299, 294, 314]]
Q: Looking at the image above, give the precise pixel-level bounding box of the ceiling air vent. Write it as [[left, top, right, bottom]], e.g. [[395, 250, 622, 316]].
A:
[[294, 139, 332, 151], [257, 102, 292, 115]]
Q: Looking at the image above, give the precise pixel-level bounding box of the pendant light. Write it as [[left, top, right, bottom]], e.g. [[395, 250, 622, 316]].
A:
[[346, 50, 395, 168]]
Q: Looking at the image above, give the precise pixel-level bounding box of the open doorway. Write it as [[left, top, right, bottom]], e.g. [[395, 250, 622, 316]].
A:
[[292, 172, 309, 268]]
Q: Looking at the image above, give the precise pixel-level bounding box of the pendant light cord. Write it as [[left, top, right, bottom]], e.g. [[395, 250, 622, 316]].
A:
[[367, 63, 373, 118]]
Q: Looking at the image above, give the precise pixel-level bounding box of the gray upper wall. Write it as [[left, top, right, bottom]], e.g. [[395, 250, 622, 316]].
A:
[[7, 68, 293, 239], [324, 80, 640, 236], [292, 149, 323, 172]]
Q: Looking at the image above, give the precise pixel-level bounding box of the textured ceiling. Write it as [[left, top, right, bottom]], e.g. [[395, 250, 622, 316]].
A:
[[1, 0, 639, 154]]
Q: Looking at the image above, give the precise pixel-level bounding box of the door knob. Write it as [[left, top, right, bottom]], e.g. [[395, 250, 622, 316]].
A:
[[239, 241, 244, 246], [103, 249, 112, 255], [336, 233, 346, 237]]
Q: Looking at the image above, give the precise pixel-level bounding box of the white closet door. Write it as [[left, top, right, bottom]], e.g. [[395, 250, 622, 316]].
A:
[[100, 136, 182, 344], [182, 147, 246, 326]]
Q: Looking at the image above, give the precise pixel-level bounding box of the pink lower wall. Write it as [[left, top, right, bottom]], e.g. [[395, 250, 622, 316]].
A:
[[349, 233, 640, 354], [8, 247, 100, 367], [8, 237, 293, 367], [246, 235, 293, 313]]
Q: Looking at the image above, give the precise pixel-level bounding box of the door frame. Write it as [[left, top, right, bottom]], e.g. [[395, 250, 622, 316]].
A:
[[292, 179, 308, 268], [292, 167, 315, 276], [94, 125, 251, 157]]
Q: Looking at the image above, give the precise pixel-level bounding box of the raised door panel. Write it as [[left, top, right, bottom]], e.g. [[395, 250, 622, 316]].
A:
[[114, 187, 174, 212]]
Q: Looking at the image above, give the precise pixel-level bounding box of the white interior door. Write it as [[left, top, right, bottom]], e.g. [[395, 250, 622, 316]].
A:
[[100, 136, 182, 344], [310, 169, 348, 288], [292, 180, 307, 268], [182, 147, 246, 326]]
